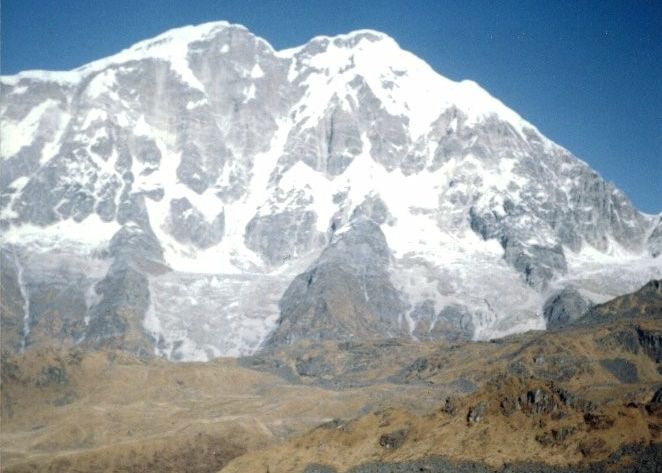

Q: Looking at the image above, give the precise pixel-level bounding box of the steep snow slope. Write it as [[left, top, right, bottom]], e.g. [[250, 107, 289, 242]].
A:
[[1, 22, 659, 360]]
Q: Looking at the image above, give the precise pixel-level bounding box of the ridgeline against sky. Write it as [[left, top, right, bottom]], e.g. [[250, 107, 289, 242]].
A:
[[1, 0, 660, 212]]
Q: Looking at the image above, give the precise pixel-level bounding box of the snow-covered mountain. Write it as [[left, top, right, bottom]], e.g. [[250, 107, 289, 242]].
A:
[[1, 21, 660, 360]]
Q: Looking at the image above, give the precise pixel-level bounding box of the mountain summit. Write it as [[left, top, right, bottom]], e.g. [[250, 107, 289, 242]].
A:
[[1, 22, 660, 360]]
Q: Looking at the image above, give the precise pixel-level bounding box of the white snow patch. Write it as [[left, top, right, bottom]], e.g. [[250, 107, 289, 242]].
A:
[[10, 85, 28, 95], [85, 69, 119, 100], [186, 98, 207, 110], [129, 115, 149, 137], [1, 99, 60, 158], [243, 83, 257, 102], [11, 252, 31, 352], [80, 108, 108, 129], [2, 215, 120, 250], [250, 63, 264, 78], [40, 111, 70, 164]]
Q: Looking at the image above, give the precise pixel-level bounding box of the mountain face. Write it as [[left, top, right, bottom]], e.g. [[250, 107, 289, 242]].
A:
[[1, 22, 660, 360]]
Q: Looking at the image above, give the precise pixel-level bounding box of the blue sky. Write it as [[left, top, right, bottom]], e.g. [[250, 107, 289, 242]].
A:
[[2, 0, 660, 212]]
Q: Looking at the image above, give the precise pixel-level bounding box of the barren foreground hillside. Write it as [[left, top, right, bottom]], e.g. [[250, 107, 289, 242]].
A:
[[1, 281, 660, 472]]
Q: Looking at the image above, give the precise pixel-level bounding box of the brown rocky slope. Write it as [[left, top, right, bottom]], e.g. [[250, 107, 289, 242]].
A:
[[0, 281, 659, 472]]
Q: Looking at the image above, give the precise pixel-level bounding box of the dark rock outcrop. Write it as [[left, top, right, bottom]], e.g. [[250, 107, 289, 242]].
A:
[[600, 358, 639, 384], [535, 426, 576, 447], [467, 401, 488, 424], [378, 429, 408, 449], [267, 218, 407, 346], [583, 413, 615, 430], [543, 288, 592, 329]]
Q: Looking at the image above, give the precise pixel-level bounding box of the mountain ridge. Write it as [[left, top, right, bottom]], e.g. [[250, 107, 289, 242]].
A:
[[1, 21, 660, 360]]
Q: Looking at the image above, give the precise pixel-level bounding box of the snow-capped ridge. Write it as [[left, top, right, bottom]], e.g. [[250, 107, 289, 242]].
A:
[[0, 21, 245, 86], [2, 20, 537, 138], [307, 28, 391, 45], [280, 28, 543, 139], [276, 28, 391, 58]]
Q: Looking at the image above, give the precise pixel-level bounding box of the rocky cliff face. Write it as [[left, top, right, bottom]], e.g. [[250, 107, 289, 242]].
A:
[[268, 217, 408, 346], [1, 22, 660, 359]]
